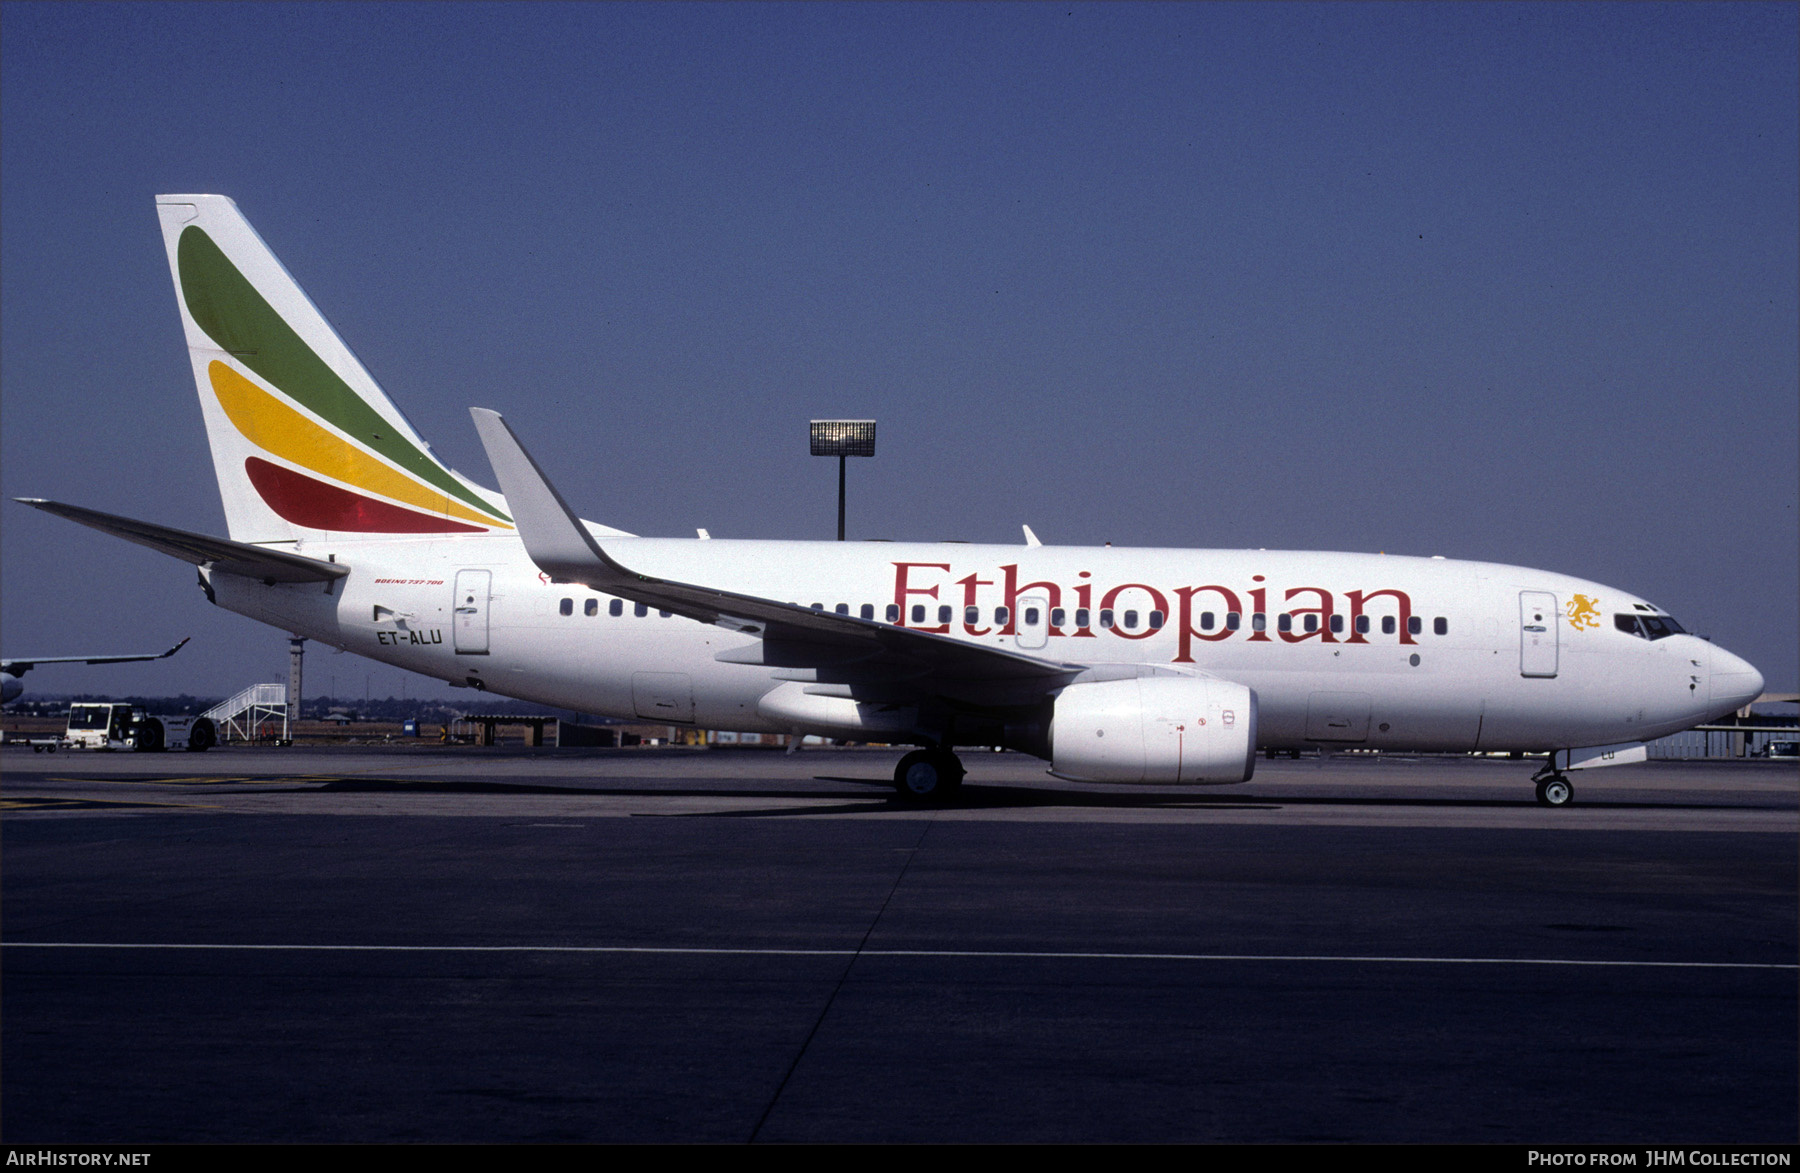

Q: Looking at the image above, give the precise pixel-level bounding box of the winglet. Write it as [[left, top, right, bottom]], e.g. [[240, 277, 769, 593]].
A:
[[469, 408, 629, 589], [1022, 524, 1042, 548]]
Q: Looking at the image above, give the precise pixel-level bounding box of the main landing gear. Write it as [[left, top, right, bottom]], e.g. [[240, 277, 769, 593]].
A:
[[894, 748, 965, 804]]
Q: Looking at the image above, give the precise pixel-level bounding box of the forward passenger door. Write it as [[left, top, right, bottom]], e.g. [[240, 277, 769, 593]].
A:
[[1519, 591, 1558, 678]]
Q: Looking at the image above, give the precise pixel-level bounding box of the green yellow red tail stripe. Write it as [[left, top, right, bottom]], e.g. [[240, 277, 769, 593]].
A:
[[208, 362, 508, 530], [175, 223, 511, 532]]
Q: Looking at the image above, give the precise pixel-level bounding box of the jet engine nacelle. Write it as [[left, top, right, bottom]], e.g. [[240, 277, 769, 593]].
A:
[[1049, 675, 1258, 784]]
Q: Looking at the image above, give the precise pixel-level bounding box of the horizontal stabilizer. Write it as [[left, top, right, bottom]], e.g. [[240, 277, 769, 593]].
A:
[[15, 499, 348, 583]]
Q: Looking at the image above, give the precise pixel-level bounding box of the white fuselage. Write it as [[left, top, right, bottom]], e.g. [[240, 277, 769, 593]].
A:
[[206, 535, 1762, 757]]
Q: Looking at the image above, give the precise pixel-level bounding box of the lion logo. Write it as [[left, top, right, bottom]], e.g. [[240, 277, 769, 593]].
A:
[[1566, 594, 1601, 631]]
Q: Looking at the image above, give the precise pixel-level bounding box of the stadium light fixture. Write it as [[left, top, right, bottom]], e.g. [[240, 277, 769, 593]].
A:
[[809, 420, 877, 541]]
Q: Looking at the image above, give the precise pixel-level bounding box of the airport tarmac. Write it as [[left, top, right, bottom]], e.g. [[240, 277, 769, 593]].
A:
[[3, 746, 1795, 1143]]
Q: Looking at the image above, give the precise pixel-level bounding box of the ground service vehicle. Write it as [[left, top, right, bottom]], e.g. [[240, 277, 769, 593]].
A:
[[63, 703, 214, 752]]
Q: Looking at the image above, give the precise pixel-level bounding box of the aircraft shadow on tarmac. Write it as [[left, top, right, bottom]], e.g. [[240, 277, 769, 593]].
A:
[[298, 774, 1288, 817], [284, 775, 1767, 818]]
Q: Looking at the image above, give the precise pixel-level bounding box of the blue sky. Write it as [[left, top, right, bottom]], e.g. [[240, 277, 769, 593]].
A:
[[3, 1, 1795, 701]]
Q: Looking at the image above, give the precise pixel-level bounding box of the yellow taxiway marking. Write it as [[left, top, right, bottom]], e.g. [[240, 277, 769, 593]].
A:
[[42, 768, 444, 787], [43, 775, 326, 787], [0, 796, 220, 811]]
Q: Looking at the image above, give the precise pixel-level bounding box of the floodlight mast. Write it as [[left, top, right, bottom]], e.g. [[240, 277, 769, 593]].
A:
[[809, 420, 876, 541]]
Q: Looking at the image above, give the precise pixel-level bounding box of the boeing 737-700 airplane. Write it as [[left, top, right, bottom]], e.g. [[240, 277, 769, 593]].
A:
[[17, 196, 1765, 804]]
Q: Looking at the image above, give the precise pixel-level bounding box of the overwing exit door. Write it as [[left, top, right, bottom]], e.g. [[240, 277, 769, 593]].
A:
[[1016, 593, 1050, 650]]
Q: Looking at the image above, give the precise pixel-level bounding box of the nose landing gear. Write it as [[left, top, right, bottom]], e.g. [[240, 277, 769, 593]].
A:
[[1533, 772, 1574, 807]]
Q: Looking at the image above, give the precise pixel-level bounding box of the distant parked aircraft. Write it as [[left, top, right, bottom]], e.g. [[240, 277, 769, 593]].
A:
[[1, 638, 189, 705]]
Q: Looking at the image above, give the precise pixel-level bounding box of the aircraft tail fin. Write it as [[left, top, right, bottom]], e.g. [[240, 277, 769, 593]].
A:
[[154, 195, 516, 542]]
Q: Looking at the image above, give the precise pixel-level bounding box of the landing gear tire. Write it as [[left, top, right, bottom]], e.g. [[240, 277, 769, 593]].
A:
[[1535, 775, 1573, 807], [894, 748, 964, 804]]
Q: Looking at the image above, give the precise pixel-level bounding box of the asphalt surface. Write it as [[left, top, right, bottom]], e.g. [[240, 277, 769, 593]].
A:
[[3, 746, 1794, 1143]]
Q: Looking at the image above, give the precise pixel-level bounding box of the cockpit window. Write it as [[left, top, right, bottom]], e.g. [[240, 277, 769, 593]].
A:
[[1615, 613, 1685, 641]]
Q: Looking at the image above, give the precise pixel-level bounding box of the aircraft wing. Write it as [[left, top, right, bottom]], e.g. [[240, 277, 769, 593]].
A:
[[2, 638, 190, 678], [15, 499, 348, 584], [471, 409, 1086, 695]]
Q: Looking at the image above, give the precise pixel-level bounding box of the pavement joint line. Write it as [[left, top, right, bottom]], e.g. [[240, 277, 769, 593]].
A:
[[1, 942, 1791, 970], [748, 811, 935, 1142]]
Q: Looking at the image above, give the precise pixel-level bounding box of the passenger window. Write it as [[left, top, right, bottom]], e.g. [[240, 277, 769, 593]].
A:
[[996, 606, 1010, 626], [1200, 612, 1215, 631], [966, 606, 980, 625], [559, 598, 573, 616], [886, 604, 900, 623], [1123, 610, 1139, 629], [1304, 614, 1318, 633], [1407, 616, 1422, 636], [635, 603, 648, 617], [1381, 616, 1396, 635], [1433, 617, 1447, 636], [1252, 613, 1266, 632], [609, 599, 623, 617], [1277, 614, 1292, 633], [1075, 608, 1090, 628], [938, 605, 953, 624], [1356, 615, 1370, 634], [835, 603, 849, 615], [659, 610, 671, 618], [1024, 607, 1039, 626], [860, 603, 874, 620], [1149, 610, 1164, 630], [911, 605, 926, 624], [1050, 608, 1065, 628], [1226, 611, 1241, 630], [1099, 609, 1113, 629], [584, 598, 598, 617], [811, 603, 824, 611], [1330, 614, 1344, 634]]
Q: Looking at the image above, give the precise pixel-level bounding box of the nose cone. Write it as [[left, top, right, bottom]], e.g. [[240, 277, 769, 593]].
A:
[[1710, 645, 1764, 718]]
